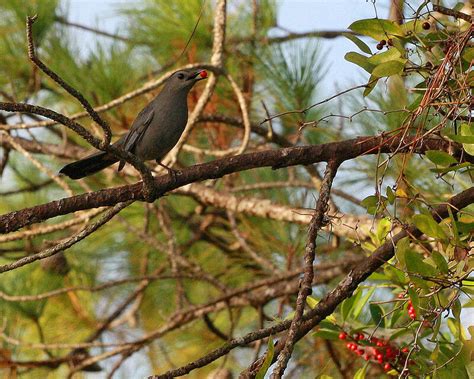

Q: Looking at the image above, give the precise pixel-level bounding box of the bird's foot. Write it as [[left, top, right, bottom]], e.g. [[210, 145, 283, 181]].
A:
[[156, 160, 179, 184]]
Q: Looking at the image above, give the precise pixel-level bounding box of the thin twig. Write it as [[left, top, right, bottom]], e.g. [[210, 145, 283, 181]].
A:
[[26, 15, 111, 146], [0, 201, 133, 273], [271, 159, 340, 378], [432, 4, 471, 22]]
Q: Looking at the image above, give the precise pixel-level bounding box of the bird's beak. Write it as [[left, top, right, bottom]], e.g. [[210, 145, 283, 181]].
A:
[[189, 70, 208, 81]]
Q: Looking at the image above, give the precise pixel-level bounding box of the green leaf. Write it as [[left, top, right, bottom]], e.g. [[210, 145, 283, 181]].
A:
[[384, 264, 407, 285], [376, 218, 391, 243], [369, 303, 385, 327], [368, 271, 387, 281], [256, 337, 275, 379], [361, 195, 386, 214], [319, 320, 338, 330], [452, 299, 461, 322], [354, 362, 368, 379], [341, 289, 361, 321], [343, 33, 372, 54], [312, 328, 340, 340], [386, 186, 395, 204], [344, 52, 374, 73], [367, 47, 402, 65], [446, 134, 474, 144], [353, 287, 376, 320], [407, 93, 423, 111], [447, 318, 462, 339], [430, 162, 472, 174], [389, 308, 405, 328], [388, 327, 411, 339], [430, 251, 449, 274], [432, 315, 442, 340], [395, 237, 410, 268], [462, 47, 474, 63], [425, 150, 458, 166], [372, 60, 405, 77], [460, 123, 474, 155], [363, 75, 379, 97], [413, 214, 447, 240], [349, 18, 405, 41], [447, 207, 460, 246], [306, 296, 319, 309], [405, 249, 437, 277], [466, 361, 474, 379]]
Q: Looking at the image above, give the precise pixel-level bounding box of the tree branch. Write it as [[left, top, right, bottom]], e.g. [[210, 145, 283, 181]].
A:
[[271, 159, 340, 377], [0, 135, 468, 235], [432, 4, 471, 22], [26, 15, 112, 145], [0, 201, 133, 273]]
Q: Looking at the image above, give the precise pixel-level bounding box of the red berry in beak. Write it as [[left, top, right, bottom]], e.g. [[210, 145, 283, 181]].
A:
[[199, 70, 208, 79]]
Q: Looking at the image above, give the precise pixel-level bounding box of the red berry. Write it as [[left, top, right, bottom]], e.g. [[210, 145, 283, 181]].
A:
[[402, 347, 409, 353], [351, 344, 358, 351], [357, 333, 365, 340], [357, 349, 364, 356], [376, 341, 384, 347], [364, 354, 370, 360], [376, 353, 383, 360], [339, 332, 347, 340], [377, 356, 384, 364], [397, 293, 405, 299], [346, 343, 352, 349], [384, 363, 391, 371]]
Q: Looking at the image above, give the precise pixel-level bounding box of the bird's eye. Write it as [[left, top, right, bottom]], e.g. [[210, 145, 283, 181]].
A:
[[177, 73, 185, 79]]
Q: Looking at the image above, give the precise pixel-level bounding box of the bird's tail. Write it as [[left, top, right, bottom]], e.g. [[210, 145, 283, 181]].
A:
[[59, 151, 118, 179]]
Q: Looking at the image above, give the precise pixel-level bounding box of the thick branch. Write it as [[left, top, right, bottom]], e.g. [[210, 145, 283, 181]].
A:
[[0, 135, 469, 234]]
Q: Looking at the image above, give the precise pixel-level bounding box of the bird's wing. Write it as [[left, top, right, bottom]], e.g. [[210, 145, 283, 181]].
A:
[[122, 102, 156, 153], [117, 102, 155, 171]]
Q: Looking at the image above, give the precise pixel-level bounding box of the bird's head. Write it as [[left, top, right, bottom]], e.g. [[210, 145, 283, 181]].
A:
[[165, 68, 208, 93]]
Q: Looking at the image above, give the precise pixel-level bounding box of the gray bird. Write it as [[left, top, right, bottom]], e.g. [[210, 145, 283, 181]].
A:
[[59, 68, 208, 179]]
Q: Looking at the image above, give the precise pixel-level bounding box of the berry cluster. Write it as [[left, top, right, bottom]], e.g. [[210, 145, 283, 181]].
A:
[[376, 39, 393, 50], [398, 293, 417, 320], [407, 300, 416, 320], [376, 22, 430, 51], [339, 332, 410, 372]]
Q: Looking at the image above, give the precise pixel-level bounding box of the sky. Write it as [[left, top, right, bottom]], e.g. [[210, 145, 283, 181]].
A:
[[65, 0, 383, 89]]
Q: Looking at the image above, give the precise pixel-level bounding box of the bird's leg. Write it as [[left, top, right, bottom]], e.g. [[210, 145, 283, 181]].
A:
[[156, 160, 178, 183]]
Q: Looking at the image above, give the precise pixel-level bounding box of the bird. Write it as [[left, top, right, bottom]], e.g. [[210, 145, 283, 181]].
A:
[[59, 68, 208, 179]]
